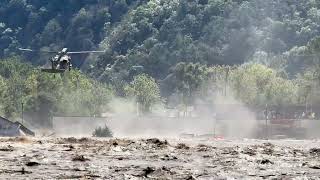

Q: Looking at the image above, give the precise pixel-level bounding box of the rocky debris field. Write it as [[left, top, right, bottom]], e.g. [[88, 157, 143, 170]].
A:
[[0, 137, 320, 179]]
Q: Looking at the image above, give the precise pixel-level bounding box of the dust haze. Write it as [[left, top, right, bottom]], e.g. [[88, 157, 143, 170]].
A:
[[91, 90, 259, 139]]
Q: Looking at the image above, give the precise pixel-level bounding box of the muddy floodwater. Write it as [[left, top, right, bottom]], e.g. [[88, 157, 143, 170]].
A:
[[0, 137, 320, 179]]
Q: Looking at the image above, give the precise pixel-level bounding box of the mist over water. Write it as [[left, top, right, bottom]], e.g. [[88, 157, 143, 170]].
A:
[[48, 0, 319, 139], [211, 95, 258, 138]]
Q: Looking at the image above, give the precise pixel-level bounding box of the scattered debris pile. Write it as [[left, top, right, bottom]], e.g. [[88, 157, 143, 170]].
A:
[[0, 138, 319, 179]]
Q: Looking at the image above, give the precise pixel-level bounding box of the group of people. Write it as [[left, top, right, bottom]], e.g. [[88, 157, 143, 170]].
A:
[[298, 111, 316, 120]]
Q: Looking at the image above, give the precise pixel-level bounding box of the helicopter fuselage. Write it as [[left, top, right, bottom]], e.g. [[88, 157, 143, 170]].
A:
[[51, 54, 71, 71], [19, 47, 104, 73]]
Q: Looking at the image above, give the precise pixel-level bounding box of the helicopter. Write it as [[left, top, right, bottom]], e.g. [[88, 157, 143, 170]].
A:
[[18, 47, 105, 73]]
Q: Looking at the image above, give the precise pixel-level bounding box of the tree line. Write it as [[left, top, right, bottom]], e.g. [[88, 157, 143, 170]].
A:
[[0, 57, 112, 126], [1, 0, 320, 123]]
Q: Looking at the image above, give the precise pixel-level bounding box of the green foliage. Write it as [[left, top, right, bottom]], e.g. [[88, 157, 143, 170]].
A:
[[2, 0, 320, 116], [170, 62, 209, 105], [125, 74, 161, 113], [59, 71, 113, 116], [0, 0, 134, 64], [231, 64, 274, 105], [296, 68, 320, 106], [92, 125, 113, 138], [230, 63, 298, 106], [0, 58, 113, 126], [265, 77, 298, 106], [84, 0, 320, 86], [307, 36, 320, 54], [1, 0, 320, 86]]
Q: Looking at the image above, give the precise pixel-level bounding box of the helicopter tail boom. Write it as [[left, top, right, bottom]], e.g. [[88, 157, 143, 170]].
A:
[[67, 51, 105, 54]]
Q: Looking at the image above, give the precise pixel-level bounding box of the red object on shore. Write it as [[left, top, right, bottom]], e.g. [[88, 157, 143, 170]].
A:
[[213, 135, 224, 140]]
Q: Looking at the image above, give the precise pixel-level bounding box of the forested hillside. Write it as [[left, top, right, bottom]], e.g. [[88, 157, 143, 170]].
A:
[[1, 0, 320, 76], [1, 0, 320, 123], [0, 0, 140, 65], [88, 0, 320, 79]]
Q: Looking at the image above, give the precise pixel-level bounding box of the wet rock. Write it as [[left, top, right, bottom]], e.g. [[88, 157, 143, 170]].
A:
[[147, 166, 174, 178], [176, 143, 190, 150], [257, 159, 274, 165], [309, 148, 320, 156], [146, 138, 169, 148], [0, 145, 14, 152], [78, 137, 90, 143], [58, 137, 92, 144], [309, 165, 320, 169], [307, 162, 320, 169], [109, 139, 135, 147], [196, 144, 212, 152], [59, 175, 83, 179], [302, 162, 308, 167], [241, 147, 256, 156], [62, 137, 77, 143], [262, 147, 274, 155], [221, 147, 239, 155], [112, 141, 118, 146], [73, 168, 85, 171], [259, 174, 276, 178], [220, 160, 236, 166], [202, 154, 212, 158], [292, 149, 305, 156], [116, 156, 129, 160], [160, 154, 178, 161], [85, 174, 101, 178], [142, 166, 155, 177], [186, 175, 196, 180], [72, 155, 89, 162], [258, 143, 275, 155], [26, 161, 40, 166], [161, 166, 171, 172], [63, 144, 74, 151]]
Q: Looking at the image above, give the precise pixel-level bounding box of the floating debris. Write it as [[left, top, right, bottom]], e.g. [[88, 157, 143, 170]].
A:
[[72, 155, 89, 162]]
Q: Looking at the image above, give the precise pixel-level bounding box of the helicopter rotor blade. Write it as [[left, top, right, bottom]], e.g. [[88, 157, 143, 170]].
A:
[[67, 51, 105, 54], [18, 48, 58, 53], [291, 54, 320, 57], [18, 48, 34, 52]]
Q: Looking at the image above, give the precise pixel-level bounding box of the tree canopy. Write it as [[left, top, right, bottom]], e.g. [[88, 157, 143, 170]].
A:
[[1, 0, 320, 121], [0, 57, 113, 126]]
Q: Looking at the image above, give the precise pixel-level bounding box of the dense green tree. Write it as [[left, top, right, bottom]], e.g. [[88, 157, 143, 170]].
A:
[[0, 58, 113, 126], [2, 0, 320, 118], [58, 70, 113, 116], [125, 74, 161, 114], [2, 0, 320, 85], [230, 63, 297, 106], [162, 62, 209, 106]]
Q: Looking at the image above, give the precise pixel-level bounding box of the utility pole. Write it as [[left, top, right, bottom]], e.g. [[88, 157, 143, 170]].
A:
[[224, 67, 229, 96], [213, 113, 217, 138], [21, 102, 24, 125], [265, 104, 268, 140]]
